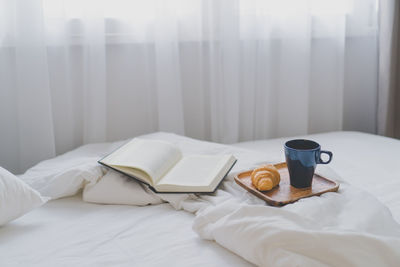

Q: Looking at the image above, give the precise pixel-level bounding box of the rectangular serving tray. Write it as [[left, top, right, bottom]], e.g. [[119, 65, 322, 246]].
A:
[[234, 162, 339, 206]]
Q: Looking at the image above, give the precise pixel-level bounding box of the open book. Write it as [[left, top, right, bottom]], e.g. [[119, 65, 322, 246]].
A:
[[98, 138, 237, 193]]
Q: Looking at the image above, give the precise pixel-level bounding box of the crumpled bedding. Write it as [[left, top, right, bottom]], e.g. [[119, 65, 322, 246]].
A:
[[19, 132, 400, 266]]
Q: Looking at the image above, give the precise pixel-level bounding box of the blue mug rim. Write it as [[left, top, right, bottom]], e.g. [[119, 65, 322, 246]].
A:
[[284, 139, 321, 151]]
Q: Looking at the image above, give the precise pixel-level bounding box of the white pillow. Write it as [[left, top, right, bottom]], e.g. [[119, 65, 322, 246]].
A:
[[83, 170, 163, 206], [19, 142, 123, 199], [0, 167, 48, 225]]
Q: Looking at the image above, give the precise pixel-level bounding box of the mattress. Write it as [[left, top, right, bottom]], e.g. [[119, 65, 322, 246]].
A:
[[1, 131, 400, 266]]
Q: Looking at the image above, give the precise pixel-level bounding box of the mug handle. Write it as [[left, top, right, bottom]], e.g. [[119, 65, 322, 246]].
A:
[[318, 150, 333, 164]]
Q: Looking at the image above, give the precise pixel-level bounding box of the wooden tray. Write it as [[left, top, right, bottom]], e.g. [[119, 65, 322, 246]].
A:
[[234, 162, 339, 206]]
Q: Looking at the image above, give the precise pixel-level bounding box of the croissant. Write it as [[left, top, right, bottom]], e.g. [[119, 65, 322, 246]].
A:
[[251, 164, 280, 191]]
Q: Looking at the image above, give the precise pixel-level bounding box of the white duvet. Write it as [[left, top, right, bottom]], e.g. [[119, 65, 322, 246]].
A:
[[18, 132, 400, 266]]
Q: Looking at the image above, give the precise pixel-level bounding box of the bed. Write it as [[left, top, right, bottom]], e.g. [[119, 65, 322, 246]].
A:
[[1, 131, 400, 266], [1, 196, 249, 266]]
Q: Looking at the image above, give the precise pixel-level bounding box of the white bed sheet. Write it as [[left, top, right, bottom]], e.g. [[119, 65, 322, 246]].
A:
[[1, 131, 400, 267], [0, 195, 251, 267], [233, 131, 400, 222]]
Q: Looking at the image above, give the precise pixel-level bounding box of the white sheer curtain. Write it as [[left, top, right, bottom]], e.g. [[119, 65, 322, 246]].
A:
[[0, 0, 378, 174]]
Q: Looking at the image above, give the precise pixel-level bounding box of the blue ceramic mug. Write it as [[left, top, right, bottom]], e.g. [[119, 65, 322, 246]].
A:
[[284, 139, 332, 188]]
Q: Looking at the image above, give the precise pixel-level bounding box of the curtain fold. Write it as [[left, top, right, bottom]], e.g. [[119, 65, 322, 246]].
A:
[[1, 0, 56, 172], [82, 0, 108, 144], [0, 0, 379, 173], [378, 0, 400, 138]]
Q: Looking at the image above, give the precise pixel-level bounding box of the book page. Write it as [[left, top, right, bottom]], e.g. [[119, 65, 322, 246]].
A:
[[100, 138, 182, 185], [104, 166, 153, 185], [155, 155, 235, 192]]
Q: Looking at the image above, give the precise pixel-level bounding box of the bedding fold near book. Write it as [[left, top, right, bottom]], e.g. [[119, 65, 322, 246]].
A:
[[98, 138, 236, 193]]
